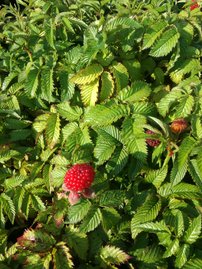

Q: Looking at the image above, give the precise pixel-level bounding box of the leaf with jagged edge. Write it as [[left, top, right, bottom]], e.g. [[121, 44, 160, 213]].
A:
[[44, 18, 55, 48], [175, 244, 190, 269], [57, 102, 83, 121], [84, 103, 130, 126], [68, 200, 91, 224], [100, 71, 114, 102], [70, 64, 103, 85], [3, 175, 26, 190], [131, 195, 161, 238], [31, 194, 46, 211], [2, 72, 18, 91], [132, 102, 157, 116], [174, 95, 194, 118], [101, 207, 121, 232], [170, 59, 200, 84], [59, 72, 75, 101], [100, 245, 130, 265], [40, 68, 54, 102], [80, 206, 102, 233], [191, 116, 202, 139], [145, 165, 168, 188], [0, 149, 20, 163], [142, 20, 167, 50], [13, 187, 25, 212], [94, 137, 116, 165], [53, 244, 74, 269], [106, 145, 128, 175], [150, 25, 180, 57], [61, 122, 78, 145], [99, 190, 125, 207], [0, 193, 15, 224], [170, 160, 188, 186], [111, 62, 129, 92], [33, 113, 50, 133], [21, 192, 32, 219], [188, 160, 202, 192], [172, 209, 185, 237], [121, 116, 147, 162], [184, 258, 202, 269], [157, 89, 182, 117], [45, 113, 60, 149], [80, 78, 99, 106], [177, 137, 197, 169], [105, 16, 142, 31], [184, 215, 201, 244], [63, 227, 88, 260], [163, 239, 180, 258], [25, 69, 39, 97], [196, 149, 202, 177], [134, 244, 163, 264], [118, 81, 151, 102]]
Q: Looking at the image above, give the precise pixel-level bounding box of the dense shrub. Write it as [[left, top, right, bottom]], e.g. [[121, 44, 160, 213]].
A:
[[0, 0, 202, 268]]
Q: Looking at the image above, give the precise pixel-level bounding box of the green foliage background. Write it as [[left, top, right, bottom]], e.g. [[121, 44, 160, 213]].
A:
[[0, 0, 202, 268]]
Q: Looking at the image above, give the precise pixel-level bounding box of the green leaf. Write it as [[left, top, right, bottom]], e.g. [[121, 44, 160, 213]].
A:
[[80, 206, 102, 233], [150, 25, 180, 57], [174, 95, 194, 118], [106, 145, 128, 175], [31, 194, 46, 211], [101, 207, 121, 231], [183, 215, 201, 244], [118, 81, 151, 102], [84, 103, 129, 126], [80, 78, 99, 106], [142, 20, 167, 50], [175, 244, 190, 268], [100, 245, 130, 265], [40, 68, 54, 102], [100, 71, 114, 102], [0, 150, 20, 163], [0, 193, 15, 224], [57, 102, 83, 121], [68, 200, 91, 224], [70, 64, 103, 85], [134, 244, 163, 264], [44, 18, 55, 48], [178, 137, 197, 169], [26, 69, 39, 97], [145, 165, 168, 188], [63, 227, 88, 260], [170, 160, 188, 186], [189, 159, 202, 191], [33, 113, 50, 133], [111, 62, 129, 92], [184, 258, 202, 269], [163, 239, 180, 258], [99, 190, 125, 207], [45, 113, 60, 149], [2, 72, 18, 91], [53, 244, 74, 269]]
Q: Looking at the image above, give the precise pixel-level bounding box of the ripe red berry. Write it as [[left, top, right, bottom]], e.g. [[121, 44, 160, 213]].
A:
[[170, 118, 188, 134], [145, 130, 160, 147], [190, 0, 199, 10], [64, 163, 95, 192]]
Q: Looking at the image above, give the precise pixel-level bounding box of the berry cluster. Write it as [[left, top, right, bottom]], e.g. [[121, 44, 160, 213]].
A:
[[170, 118, 188, 134], [63, 163, 95, 205], [146, 130, 161, 147]]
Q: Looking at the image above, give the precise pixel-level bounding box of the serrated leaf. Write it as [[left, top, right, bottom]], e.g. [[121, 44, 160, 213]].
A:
[[25, 69, 39, 97], [170, 160, 188, 186], [178, 137, 196, 169], [111, 62, 129, 92], [184, 215, 201, 244], [142, 20, 167, 50], [184, 258, 202, 269], [57, 102, 83, 121], [2, 72, 18, 91], [80, 206, 102, 233], [40, 68, 54, 102], [157, 89, 182, 117], [174, 95, 194, 118], [145, 165, 168, 188], [101, 207, 121, 231], [189, 159, 202, 191], [0, 193, 15, 224], [134, 244, 163, 263], [0, 150, 20, 163], [53, 244, 74, 269], [100, 245, 130, 265], [63, 227, 88, 260], [68, 200, 91, 224], [80, 78, 99, 106], [84, 103, 129, 126], [45, 113, 60, 149], [99, 190, 125, 207], [70, 64, 103, 85], [100, 71, 114, 102], [33, 113, 50, 133], [118, 81, 151, 102], [163, 239, 180, 258], [106, 145, 128, 175], [150, 25, 180, 57], [44, 18, 55, 48], [31, 194, 45, 211], [175, 244, 190, 268]]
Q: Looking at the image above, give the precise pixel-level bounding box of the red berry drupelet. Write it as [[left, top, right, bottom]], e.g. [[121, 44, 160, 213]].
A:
[[64, 163, 95, 192], [190, 0, 199, 11], [146, 130, 161, 147]]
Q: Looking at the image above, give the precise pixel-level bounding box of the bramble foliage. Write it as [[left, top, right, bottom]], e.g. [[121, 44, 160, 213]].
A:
[[0, 0, 202, 268]]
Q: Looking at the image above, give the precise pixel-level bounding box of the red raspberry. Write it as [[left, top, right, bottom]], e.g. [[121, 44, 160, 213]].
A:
[[146, 130, 160, 147], [64, 163, 95, 192], [190, 0, 199, 10], [170, 118, 188, 134]]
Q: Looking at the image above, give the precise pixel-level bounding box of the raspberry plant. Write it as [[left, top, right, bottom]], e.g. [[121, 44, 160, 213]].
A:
[[0, 0, 202, 268]]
